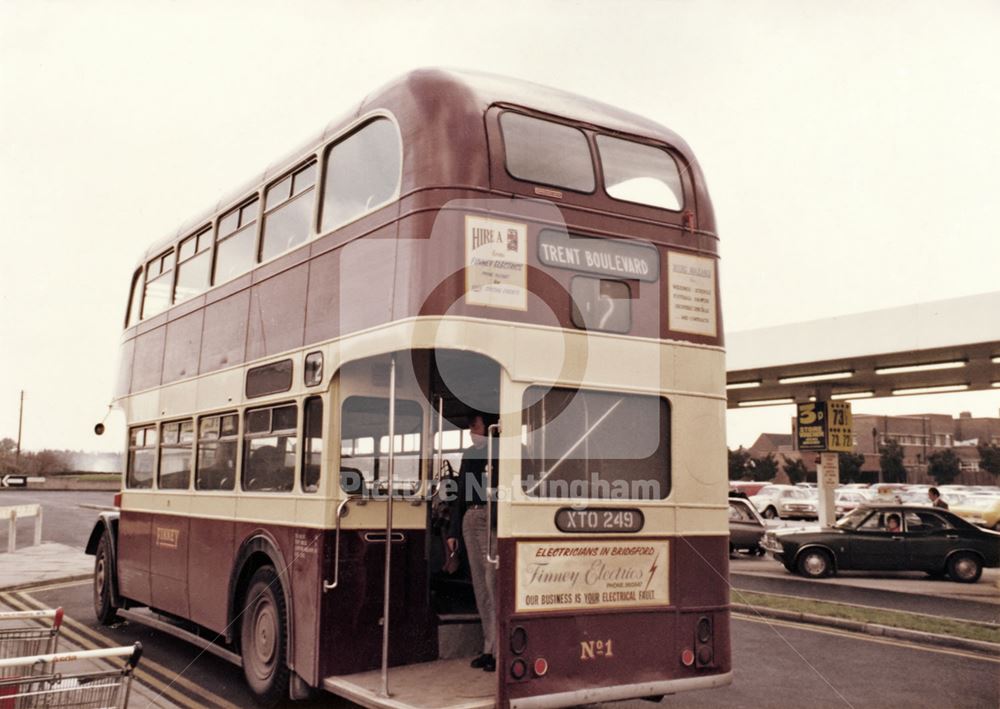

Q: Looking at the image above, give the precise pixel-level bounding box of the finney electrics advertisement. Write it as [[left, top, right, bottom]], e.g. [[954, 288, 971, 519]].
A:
[[516, 539, 670, 612]]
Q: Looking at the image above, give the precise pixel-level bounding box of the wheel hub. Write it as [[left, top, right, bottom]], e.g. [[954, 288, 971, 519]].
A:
[[804, 554, 826, 575]]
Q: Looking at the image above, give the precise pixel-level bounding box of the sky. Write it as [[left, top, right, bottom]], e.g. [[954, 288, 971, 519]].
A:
[[1, 0, 998, 455]]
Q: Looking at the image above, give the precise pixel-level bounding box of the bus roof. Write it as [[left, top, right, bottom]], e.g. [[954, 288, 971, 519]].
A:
[[141, 68, 703, 263]]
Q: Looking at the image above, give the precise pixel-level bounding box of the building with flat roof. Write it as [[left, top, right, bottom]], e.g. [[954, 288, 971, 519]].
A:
[[743, 411, 1000, 485]]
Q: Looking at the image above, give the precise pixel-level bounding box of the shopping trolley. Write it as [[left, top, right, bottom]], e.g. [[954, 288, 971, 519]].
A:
[[0, 609, 64, 677], [0, 643, 142, 709]]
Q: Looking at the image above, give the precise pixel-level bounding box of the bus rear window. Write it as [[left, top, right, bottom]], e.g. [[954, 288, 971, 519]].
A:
[[521, 387, 669, 499], [596, 135, 683, 210], [500, 113, 595, 193]]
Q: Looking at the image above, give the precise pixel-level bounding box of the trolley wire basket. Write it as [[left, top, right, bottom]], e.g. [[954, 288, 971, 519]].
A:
[[0, 643, 142, 709], [0, 609, 64, 679]]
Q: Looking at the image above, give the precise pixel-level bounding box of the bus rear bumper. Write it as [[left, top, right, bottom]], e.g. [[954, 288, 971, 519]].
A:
[[509, 671, 733, 709]]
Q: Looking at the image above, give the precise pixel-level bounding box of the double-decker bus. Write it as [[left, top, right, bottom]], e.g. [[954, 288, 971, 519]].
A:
[[86, 68, 730, 708]]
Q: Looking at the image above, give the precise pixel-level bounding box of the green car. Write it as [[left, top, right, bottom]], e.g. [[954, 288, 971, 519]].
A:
[[761, 504, 1000, 583]]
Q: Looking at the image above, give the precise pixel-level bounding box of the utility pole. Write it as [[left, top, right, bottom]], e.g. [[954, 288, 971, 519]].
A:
[[15, 390, 24, 468]]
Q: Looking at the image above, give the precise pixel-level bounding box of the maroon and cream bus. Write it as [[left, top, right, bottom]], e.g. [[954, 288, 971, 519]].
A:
[[86, 69, 731, 707]]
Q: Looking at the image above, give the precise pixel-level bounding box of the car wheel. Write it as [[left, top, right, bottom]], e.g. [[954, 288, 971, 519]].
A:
[[796, 548, 833, 579], [241, 567, 291, 706], [946, 553, 982, 584], [763, 507, 778, 519], [93, 532, 118, 625]]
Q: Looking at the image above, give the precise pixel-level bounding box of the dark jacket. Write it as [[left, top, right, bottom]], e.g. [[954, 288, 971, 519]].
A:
[[448, 442, 498, 539]]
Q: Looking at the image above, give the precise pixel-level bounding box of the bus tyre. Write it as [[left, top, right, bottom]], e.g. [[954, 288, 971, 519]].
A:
[[241, 567, 291, 706], [93, 533, 118, 625], [796, 548, 833, 579], [946, 553, 982, 584]]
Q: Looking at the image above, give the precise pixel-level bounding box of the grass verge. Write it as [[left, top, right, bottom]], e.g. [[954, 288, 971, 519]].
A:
[[732, 589, 1000, 645]]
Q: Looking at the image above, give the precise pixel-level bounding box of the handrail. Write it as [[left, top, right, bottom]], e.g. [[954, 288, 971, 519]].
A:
[[380, 355, 397, 698], [322, 498, 351, 592], [435, 397, 444, 484], [486, 423, 499, 565]]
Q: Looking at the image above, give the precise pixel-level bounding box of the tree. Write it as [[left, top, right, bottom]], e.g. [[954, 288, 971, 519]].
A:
[[838, 452, 866, 484], [879, 439, 907, 483], [728, 447, 753, 481], [751, 452, 779, 482], [781, 455, 808, 485], [927, 449, 961, 486], [977, 443, 1000, 478]]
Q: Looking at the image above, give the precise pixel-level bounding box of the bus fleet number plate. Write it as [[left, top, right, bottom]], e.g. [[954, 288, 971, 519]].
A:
[[555, 507, 644, 533]]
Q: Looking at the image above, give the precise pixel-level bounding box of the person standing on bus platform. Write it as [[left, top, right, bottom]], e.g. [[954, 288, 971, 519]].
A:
[[446, 413, 498, 673]]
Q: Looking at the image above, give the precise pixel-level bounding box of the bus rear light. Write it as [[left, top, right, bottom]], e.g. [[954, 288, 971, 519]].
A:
[[695, 615, 713, 668], [696, 617, 711, 644], [510, 659, 527, 680], [113, 493, 122, 508], [510, 626, 527, 655], [533, 658, 548, 677], [681, 649, 695, 666]]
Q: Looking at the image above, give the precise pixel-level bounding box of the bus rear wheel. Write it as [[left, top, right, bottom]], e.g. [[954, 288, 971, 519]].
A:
[[93, 533, 118, 625], [241, 567, 290, 706]]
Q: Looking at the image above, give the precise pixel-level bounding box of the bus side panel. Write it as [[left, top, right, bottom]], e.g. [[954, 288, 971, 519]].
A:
[[317, 528, 437, 680], [228, 522, 324, 686], [188, 516, 235, 633], [116, 510, 152, 606], [149, 514, 190, 619], [496, 536, 730, 706]]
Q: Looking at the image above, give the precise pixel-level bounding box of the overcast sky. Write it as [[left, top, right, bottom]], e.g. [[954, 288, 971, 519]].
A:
[[1, 0, 997, 454]]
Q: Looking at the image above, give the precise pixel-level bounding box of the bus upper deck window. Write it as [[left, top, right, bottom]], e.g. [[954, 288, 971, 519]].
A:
[[261, 161, 317, 263], [174, 227, 212, 304], [596, 135, 683, 211], [500, 112, 595, 193], [142, 250, 174, 319], [320, 119, 401, 233], [214, 197, 259, 284]]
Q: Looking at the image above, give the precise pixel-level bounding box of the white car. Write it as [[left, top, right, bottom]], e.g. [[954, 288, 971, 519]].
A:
[[753, 485, 818, 520]]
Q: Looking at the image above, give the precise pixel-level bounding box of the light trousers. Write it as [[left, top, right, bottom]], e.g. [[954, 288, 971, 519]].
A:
[[462, 506, 496, 655]]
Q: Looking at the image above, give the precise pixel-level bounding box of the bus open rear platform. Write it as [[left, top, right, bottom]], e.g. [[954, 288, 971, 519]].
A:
[[323, 657, 495, 709]]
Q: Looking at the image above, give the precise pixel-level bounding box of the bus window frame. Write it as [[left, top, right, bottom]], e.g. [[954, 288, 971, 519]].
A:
[[594, 133, 686, 213], [318, 114, 404, 237], [195, 409, 241, 492], [259, 159, 318, 265], [158, 417, 195, 491], [141, 248, 176, 320], [301, 395, 324, 494], [518, 385, 672, 501], [497, 109, 598, 196], [126, 422, 158, 490], [125, 267, 144, 329], [212, 194, 262, 287], [173, 225, 214, 305], [487, 105, 696, 228], [241, 400, 300, 494]]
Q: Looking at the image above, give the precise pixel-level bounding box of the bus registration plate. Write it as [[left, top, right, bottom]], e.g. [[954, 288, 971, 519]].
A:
[[555, 507, 644, 533]]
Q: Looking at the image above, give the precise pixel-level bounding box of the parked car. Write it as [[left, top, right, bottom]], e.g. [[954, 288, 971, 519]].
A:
[[834, 490, 871, 517], [951, 495, 1000, 531], [729, 481, 770, 497], [752, 485, 818, 520], [761, 504, 1000, 583], [729, 497, 767, 555]]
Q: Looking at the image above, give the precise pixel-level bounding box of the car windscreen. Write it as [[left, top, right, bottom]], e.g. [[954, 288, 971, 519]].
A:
[[835, 507, 870, 529]]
